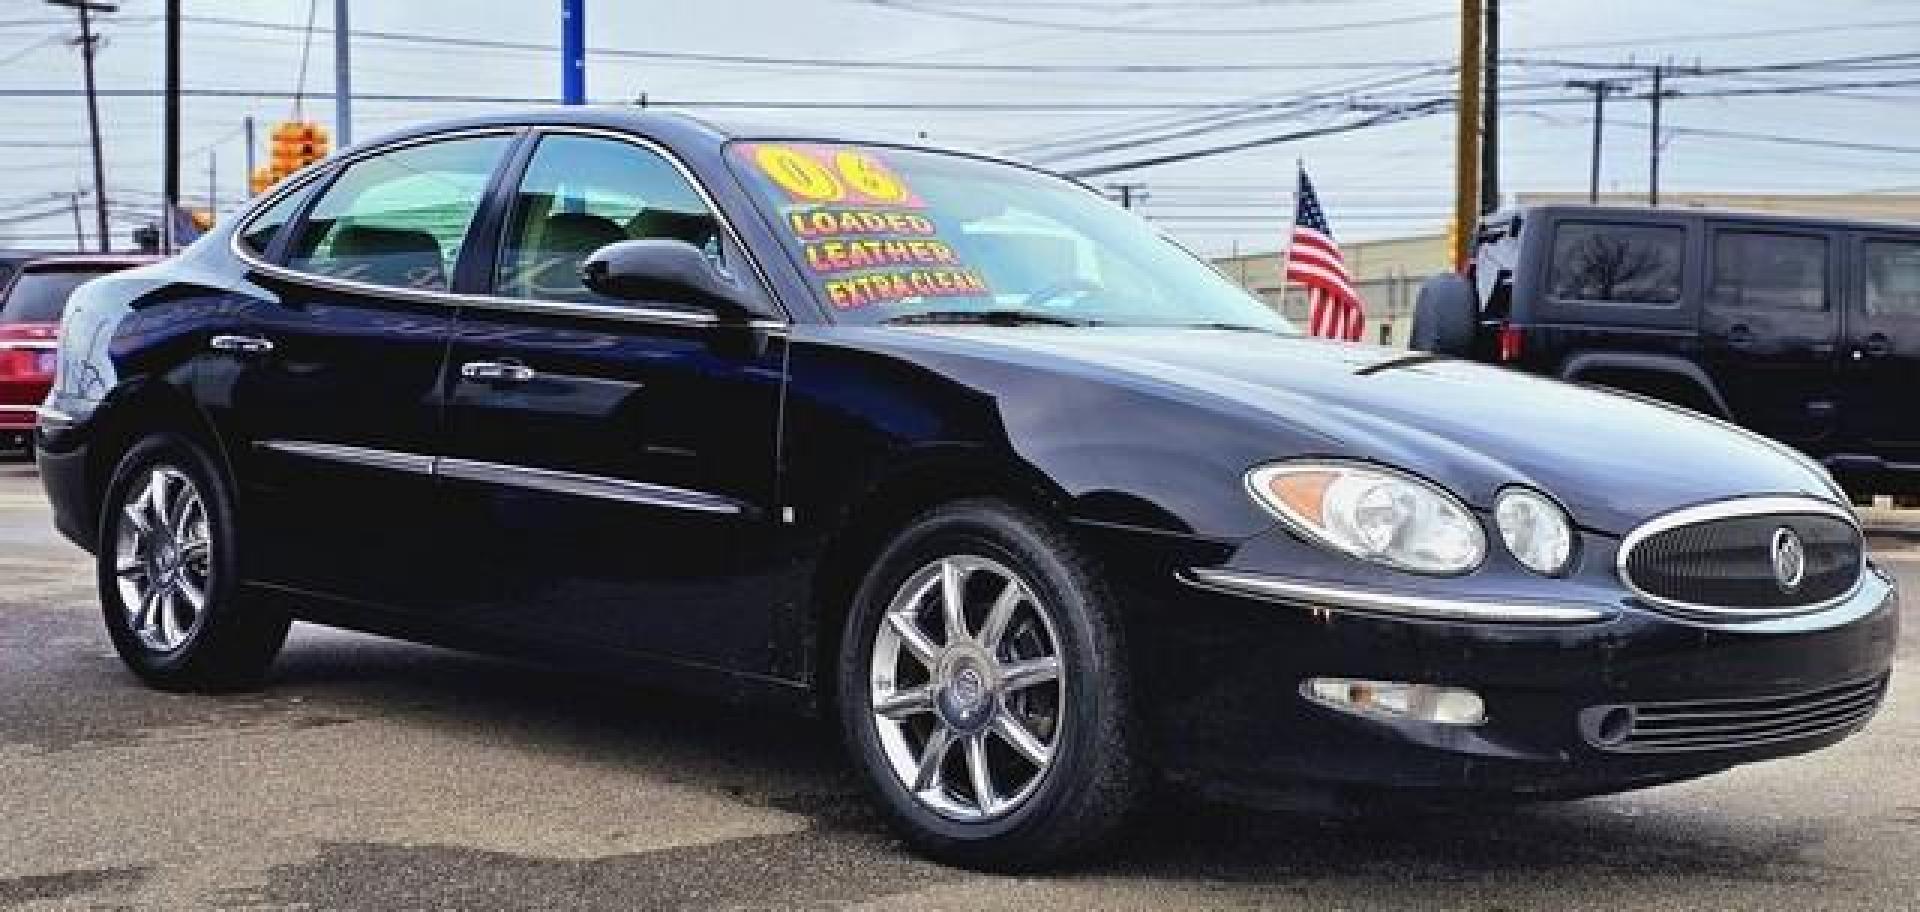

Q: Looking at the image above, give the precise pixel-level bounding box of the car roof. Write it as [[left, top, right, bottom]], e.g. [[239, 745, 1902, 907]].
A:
[[341, 107, 1034, 173], [1512, 203, 1919, 234]]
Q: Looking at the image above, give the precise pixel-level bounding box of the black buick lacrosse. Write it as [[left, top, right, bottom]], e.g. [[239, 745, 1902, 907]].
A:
[[36, 110, 1896, 869]]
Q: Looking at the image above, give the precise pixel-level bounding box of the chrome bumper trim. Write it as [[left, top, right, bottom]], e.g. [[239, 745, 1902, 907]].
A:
[[1180, 567, 1613, 624]]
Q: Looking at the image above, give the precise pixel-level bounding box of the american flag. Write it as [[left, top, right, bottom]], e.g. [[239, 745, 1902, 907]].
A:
[[1286, 167, 1366, 341]]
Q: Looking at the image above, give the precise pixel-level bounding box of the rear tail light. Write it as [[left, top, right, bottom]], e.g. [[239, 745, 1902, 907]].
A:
[[0, 324, 58, 381], [1497, 322, 1524, 363]]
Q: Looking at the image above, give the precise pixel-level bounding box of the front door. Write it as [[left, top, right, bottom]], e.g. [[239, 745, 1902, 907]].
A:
[[1841, 231, 1920, 466], [433, 131, 789, 673], [201, 133, 515, 608], [1698, 223, 1842, 445]]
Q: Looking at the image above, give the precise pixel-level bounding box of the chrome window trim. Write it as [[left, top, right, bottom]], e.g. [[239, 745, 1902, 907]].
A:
[[257, 440, 436, 475], [255, 441, 747, 515], [436, 457, 745, 515], [227, 124, 792, 333], [0, 339, 59, 351], [1615, 494, 1865, 619], [1180, 567, 1611, 624]]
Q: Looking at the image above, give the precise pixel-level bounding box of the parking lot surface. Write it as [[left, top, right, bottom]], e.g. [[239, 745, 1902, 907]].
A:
[[1, 458, 1916, 910]]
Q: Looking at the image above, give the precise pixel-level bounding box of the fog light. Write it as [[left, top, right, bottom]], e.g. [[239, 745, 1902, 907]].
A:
[[1304, 677, 1487, 725]]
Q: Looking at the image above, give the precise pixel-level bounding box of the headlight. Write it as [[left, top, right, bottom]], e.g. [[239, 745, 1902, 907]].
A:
[[1493, 487, 1574, 576], [1248, 462, 1486, 575]]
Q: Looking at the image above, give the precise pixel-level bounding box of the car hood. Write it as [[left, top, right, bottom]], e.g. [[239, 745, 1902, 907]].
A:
[[884, 326, 1840, 535]]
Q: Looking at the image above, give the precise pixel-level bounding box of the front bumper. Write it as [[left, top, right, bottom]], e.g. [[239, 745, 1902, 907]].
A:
[[1087, 524, 1900, 802]]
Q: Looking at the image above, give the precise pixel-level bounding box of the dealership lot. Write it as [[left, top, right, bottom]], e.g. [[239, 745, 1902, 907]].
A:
[[1, 459, 1915, 910]]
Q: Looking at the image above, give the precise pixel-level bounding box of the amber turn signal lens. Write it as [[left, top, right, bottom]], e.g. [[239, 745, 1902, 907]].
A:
[[1265, 470, 1335, 524]]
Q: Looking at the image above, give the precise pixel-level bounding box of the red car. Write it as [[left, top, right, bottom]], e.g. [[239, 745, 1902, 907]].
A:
[[1, 255, 155, 452]]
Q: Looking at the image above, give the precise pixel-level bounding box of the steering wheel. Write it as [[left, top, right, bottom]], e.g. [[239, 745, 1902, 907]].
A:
[[1020, 278, 1104, 311]]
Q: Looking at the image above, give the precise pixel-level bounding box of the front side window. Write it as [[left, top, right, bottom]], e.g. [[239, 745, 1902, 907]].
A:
[[726, 142, 1292, 330], [286, 135, 511, 291], [1549, 222, 1685, 304], [1866, 239, 1920, 316], [495, 134, 724, 305], [1710, 231, 1828, 311]]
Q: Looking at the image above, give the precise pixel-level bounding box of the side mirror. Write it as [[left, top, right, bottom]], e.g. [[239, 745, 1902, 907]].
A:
[[580, 239, 767, 321]]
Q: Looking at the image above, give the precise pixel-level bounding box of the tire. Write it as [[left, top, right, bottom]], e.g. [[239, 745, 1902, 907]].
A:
[[1410, 273, 1478, 356], [836, 498, 1141, 870], [97, 433, 289, 691]]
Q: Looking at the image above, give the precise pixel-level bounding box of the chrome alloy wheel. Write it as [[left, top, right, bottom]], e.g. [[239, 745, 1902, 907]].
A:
[[869, 555, 1065, 822], [112, 465, 212, 652]]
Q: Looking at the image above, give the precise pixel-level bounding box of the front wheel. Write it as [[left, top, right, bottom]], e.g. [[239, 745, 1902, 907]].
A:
[[98, 433, 289, 691], [837, 499, 1141, 870]]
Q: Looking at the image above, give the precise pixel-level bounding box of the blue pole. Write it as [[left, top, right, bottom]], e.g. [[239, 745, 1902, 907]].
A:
[[561, 0, 585, 104]]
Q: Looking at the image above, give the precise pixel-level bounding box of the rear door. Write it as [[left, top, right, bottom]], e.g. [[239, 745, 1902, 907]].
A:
[[1840, 231, 1920, 464], [1698, 223, 1842, 445], [205, 131, 517, 608], [430, 129, 790, 672]]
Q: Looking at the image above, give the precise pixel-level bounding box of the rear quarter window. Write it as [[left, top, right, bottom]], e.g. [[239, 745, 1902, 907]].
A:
[[1709, 231, 1828, 311], [1548, 222, 1685, 305]]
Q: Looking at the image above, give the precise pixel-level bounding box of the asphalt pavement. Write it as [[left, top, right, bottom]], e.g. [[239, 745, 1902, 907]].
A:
[[2, 455, 1916, 910]]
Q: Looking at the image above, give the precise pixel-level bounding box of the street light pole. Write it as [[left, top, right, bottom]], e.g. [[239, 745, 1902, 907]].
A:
[[49, 0, 116, 253]]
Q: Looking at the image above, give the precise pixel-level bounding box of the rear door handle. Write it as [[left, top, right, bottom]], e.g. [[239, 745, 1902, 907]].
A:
[[1864, 332, 1893, 358], [209, 334, 274, 354], [459, 360, 536, 383]]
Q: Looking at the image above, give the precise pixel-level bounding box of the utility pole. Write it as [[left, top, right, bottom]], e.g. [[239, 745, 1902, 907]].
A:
[[50, 0, 116, 253], [1567, 79, 1627, 204], [244, 115, 256, 185], [1479, 0, 1499, 215], [1451, 0, 1483, 269], [207, 151, 216, 220], [334, 0, 352, 146], [69, 191, 85, 251], [561, 0, 585, 104], [163, 0, 180, 253]]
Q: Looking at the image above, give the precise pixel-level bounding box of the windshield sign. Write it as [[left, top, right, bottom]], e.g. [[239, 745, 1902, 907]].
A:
[[729, 142, 1293, 331]]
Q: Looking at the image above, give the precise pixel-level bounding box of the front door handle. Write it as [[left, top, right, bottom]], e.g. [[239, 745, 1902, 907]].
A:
[[1864, 332, 1893, 358], [209, 334, 274, 354], [1726, 324, 1754, 348], [460, 360, 536, 383]]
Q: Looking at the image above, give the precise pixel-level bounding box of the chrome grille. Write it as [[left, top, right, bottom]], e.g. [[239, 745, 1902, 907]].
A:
[[1618, 496, 1863, 617], [1580, 675, 1887, 754]]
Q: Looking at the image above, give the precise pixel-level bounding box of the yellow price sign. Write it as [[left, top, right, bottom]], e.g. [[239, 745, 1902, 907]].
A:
[[834, 151, 910, 205], [754, 145, 845, 203]]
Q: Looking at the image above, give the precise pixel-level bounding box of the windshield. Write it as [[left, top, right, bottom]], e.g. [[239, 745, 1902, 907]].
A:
[[727, 142, 1294, 330], [1, 268, 116, 323]]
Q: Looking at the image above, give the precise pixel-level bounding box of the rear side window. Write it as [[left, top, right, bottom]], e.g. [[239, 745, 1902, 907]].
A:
[[286, 135, 511, 291], [237, 186, 310, 257], [0, 269, 115, 323], [1866, 240, 1920, 316], [1549, 222, 1685, 304], [1710, 231, 1828, 311]]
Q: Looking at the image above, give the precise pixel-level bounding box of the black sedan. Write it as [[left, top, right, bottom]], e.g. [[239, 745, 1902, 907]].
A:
[[35, 110, 1896, 870]]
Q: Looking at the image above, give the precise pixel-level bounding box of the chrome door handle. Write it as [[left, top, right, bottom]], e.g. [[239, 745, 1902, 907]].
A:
[[459, 360, 536, 383], [209, 334, 274, 353]]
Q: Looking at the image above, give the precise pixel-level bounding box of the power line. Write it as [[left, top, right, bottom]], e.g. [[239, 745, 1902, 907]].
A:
[[848, 1, 1456, 36]]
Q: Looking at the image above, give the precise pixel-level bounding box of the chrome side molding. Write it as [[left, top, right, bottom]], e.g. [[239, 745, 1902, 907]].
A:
[[1180, 566, 1612, 624], [436, 458, 744, 515], [256, 440, 436, 475], [255, 440, 743, 516]]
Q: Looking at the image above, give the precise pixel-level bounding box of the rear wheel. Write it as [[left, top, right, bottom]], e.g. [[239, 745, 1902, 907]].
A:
[[837, 499, 1140, 870], [98, 434, 288, 691]]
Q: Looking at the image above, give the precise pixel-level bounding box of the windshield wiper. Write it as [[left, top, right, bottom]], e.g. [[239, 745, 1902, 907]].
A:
[[1174, 321, 1296, 335], [882, 310, 1096, 327]]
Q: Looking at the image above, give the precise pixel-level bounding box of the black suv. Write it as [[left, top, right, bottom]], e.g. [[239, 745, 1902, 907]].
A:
[[1413, 204, 1920, 495]]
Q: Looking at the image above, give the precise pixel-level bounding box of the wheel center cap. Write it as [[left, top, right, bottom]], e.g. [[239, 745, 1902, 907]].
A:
[[935, 648, 997, 732]]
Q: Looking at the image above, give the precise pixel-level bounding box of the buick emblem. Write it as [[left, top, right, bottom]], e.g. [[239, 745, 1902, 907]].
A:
[[1771, 527, 1807, 593]]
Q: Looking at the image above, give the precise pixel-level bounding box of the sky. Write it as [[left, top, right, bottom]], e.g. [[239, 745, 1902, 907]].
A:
[[2, 0, 1917, 255]]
